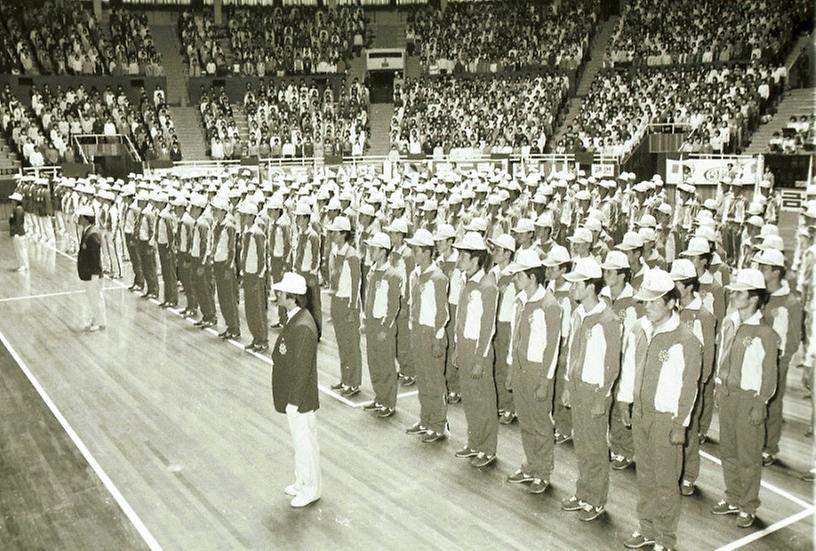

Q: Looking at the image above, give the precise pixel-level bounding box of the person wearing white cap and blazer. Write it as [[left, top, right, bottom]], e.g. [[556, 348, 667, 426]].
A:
[[271, 272, 321, 509], [561, 257, 621, 522], [8, 192, 28, 272], [619, 269, 702, 551], [712, 268, 779, 529], [327, 215, 363, 396], [77, 204, 106, 332]]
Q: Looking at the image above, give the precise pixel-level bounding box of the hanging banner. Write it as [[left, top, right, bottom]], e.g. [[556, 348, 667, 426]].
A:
[[666, 158, 759, 185]]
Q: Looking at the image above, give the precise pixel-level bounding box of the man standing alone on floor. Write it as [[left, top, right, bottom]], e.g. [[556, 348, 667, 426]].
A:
[[271, 272, 321, 508], [77, 204, 106, 332]]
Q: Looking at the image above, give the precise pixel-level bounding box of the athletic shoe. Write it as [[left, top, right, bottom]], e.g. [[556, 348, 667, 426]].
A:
[[680, 480, 695, 496], [405, 423, 428, 435], [218, 330, 230, 339], [611, 454, 634, 470], [577, 502, 605, 522], [506, 470, 534, 484], [284, 485, 300, 497], [623, 531, 655, 549], [342, 386, 360, 397], [528, 479, 549, 494], [254, 344, 268, 353], [561, 495, 582, 511], [290, 495, 320, 508], [761, 452, 776, 467], [421, 430, 446, 443], [376, 407, 395, 418], [330, 382, 345, 391], [499, 411, 517, 425], [363, 402, 381, 411], [401, 376, 416, 386], [736, 511, 755, 528], [454, 447, 479, 459], [447, 392, 461, 404], [470, 453, 496, 468], [711, 500, 740, 515], [554, 431, 572, 445]]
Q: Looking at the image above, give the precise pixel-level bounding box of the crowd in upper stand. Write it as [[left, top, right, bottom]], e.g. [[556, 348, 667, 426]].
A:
[[604, 0, 812, 68], [391, 74, 569, 157], [0, 0, 163, 76], [557, 63, 786, 158], [178, 5, 366, 78], [406, 0, 598, 75], [199, 78, 370, 160], [0, 83, 181, 166]]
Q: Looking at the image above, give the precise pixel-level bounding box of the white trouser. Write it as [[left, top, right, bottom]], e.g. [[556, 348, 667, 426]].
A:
[[84, 275, 107, 327], [285, 404, 321, 500], [44, 216, 55, 242], [12, 235, 28, 268]]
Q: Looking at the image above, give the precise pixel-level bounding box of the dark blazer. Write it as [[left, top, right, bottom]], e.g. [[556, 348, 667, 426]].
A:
[[77, 226, 102, 281], [272, 308, 319, 414], [9, 204, 24, 237]]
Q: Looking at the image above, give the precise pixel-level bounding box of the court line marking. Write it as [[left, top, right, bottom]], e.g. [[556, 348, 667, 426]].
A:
[[0, 287, 125, 303], [0, 330, 163, 551], [715, 505, 815, 551], [699, 449, 812, 509]]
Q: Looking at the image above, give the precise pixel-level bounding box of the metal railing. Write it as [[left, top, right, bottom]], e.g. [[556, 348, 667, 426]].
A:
[[73, 133, 142, 163]]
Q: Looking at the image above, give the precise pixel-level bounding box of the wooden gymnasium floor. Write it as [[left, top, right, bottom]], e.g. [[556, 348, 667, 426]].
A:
[[0, 233, 813, 551]]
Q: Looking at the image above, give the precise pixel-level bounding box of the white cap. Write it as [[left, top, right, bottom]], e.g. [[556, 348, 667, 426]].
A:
[[760, 224, 779, 237], [190, 194, 208, 208], [433, 224, 457, 241], [464, 217, 488, 232], [272, 272, 307, 295], [680, 237, 711, 257], [9, 192, 22, 202], [726, 269, 766, 291], [638, 227, 657, 243], [636, 214, 657, 228], [694, 226, 718, 243], [657, 203, 673, 215], [505, 249, 543, 275], [293, 202, 312, 217], [634, 269, 675, 301], [359, 203, 377, 217], [564, 257, 603, 282], [76, 204, 95, 218], [512, 218, 535, 233], [757, 234, 784, 251], [238, 201, 258, 215], [453, 232, 487, 251], [615, 231, 644, 251], [753, 248, 785, 268], [583, 218, 602, 233], [534, 212, 554, 228], [746, 215, 764, 228], [575, 190, 591, 201], [487, 233, 516, 252], [567, 227, 593, 244], [600, 250, 630, 271], [541, 245, 571, 266], [365, 231, 392, 250], [386, 218, 409, 234], [669, 259, 697, 281], [211, 195, 230, 211], [327, 216, 352, 232], [405, 228, 435, 248]]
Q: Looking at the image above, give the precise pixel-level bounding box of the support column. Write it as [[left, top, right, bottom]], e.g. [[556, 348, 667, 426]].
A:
[[214, 0, 223, 26]]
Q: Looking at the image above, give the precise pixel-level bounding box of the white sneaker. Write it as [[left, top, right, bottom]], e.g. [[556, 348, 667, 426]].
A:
[[87, 324, 102, 332], [15, 266, 28, 272], [284, 484, 300, 497], [290, 494, 320, 508]]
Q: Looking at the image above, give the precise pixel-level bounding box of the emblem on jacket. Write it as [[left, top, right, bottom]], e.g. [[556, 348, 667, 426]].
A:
[[279, 341, 287, 355]]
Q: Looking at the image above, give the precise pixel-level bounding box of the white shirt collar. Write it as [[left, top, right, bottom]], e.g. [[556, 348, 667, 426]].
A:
[[287, 306, 301, 321], [468, 269, 485, 283], [770, 280, 789, 297]]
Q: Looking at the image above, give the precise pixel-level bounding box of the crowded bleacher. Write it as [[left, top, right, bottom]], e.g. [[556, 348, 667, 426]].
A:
[[407, 0, 598, 74], [769, 114, 816, 153], [391, 74, 568, 157], [179, 5, 366, 77]]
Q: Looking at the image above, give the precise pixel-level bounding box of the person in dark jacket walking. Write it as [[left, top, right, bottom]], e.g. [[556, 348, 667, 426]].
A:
[[8, 191, 28, 272], [271, 272, 321, 508], [77, 204, 106, 331]]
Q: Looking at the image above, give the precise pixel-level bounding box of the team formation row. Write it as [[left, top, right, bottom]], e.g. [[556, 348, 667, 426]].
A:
[[8, 165, 815, 551]]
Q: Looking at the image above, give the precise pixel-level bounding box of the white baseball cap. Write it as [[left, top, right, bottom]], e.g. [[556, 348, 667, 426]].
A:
[[638, 227, 657, 243], [567, 227, 593, 244], [487, 233, 517, 252], [237, 201, 258, 215], [386, 218, 409, 234], [453, 231, 487, 251], [211, 195, 230, 211], [365, 231, 392, 250], [726, 269, 766, 291], [293, 202, 312, 217], [9, 192, 22, 202], [512, 218, 535, 234], [272, 272, 307, 295], [564, 257, 603, 282], [190, 194, 208, 208], [615, 231, 644, 251], [680, 237, 711, 257], [76, 204, 95, 218], [694, 226, 718, 243], [583, 218, 602, 233], [327, 216, 352, 232], [757, 234, 784, 251], [465, 217, 488, 232], [434, 224, 457, 241], [505, 248, 544, 275], [534, 212, 554, 228], [541, 245, 571, 266], [405, 228, 435, 248], [634, 269, 675, 301], [358, 203, 377, 217], [669, 259, 697, 281], [636, 214, 657, 228], [600, 250, 630, 271], [746, 215, 764, 228]]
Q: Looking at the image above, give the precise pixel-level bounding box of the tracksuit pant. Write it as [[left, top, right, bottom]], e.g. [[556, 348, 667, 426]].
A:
[[494, 320, 514, 414], [764, 355, 789, 456], [330, 295, 362, 388], [571, 380, 611, 508], [444, 304, 459, 395], [514, 366, 554, 480], [698, 377, 716, 438], [396, 306, 414, 378], [177, 252, 198, 312], [610, 399, 635, 460], [682, 383, 705, 484], [125, 233, 143, 288], [553, 350, 573, 436], [139, 240, 159, 296], [243, 273, 268, 347], [214, 261, 240, 334], [366, 320, 398, 409], [633, 409, 684, 550], [460, 345, 498, 456], [192, 258, 216, 323], [719, 389, 765, 514], [412, 326, 448, 434], [158, 244, 178, 305]]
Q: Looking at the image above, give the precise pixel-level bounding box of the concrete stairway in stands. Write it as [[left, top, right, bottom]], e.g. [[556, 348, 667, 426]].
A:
[[745, 87, 816, 155], [368, 10, 406, 49], [232, 108, 251, 147], [151, 20, 190, 106], [168, 105, 209, 160], [367, 103, 394, 156], [553, 16, 619, 144], [0, 136, 21, 174]]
